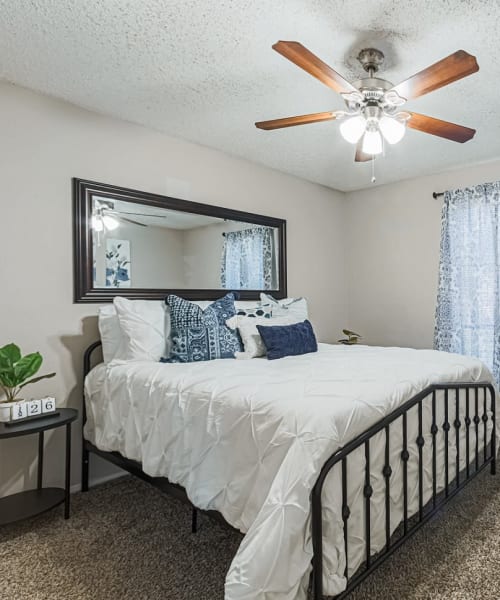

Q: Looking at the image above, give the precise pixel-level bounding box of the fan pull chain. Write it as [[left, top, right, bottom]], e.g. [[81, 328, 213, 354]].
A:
[[371, 155, 376, 184]]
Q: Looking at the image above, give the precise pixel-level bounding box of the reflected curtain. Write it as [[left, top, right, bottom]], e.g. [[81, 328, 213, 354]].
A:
[[221, 227, 275, 290], [435, 182, 500, 385]]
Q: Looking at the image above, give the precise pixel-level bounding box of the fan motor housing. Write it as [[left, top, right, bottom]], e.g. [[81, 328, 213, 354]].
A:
[[354, 48, 393, 103], [353, 77, 393, 95], [357, 48, 385, 73]]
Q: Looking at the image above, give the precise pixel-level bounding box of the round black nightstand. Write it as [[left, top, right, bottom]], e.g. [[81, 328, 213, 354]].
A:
[[0, 408, 78, 526]]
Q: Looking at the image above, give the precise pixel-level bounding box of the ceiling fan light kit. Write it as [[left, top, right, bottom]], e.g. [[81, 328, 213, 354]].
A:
[[101, 215, 120, 230], [91, 208, 119, 232], [255, 41, 479, 173], [363, 127, 383, 155], [91, 215, 104, 232], [339, 115, 365, 144], [379, 114, 406, 145]]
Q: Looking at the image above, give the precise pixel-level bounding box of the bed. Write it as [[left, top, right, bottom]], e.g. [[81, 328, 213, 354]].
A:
[[83, 342, 497, 599]]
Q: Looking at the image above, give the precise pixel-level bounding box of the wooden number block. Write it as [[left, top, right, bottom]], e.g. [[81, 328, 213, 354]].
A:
[[12, 402, 28, 420], [28, 400, 42, 417], [41, 397, 56, 413]]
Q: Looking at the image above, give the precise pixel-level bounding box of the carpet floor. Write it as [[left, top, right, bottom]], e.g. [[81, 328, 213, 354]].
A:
[[1, 470, 499, 600]]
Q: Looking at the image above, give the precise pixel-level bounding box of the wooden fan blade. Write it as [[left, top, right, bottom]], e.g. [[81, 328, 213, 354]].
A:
[[355, 139, 374, 162], [272, 41, 357, 94], [390, 50, 478, 101], [407, 112, 476, 143], [255, 111, 338, 130], [116, 211, 166, 218], [118, 216, 147, 227]]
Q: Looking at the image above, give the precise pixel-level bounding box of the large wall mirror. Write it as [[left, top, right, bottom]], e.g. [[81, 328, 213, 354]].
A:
[[73, 179, 287, 302]]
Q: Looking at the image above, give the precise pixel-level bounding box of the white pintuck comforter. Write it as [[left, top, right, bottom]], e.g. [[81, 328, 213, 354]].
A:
[[84, 344, 497, 599]]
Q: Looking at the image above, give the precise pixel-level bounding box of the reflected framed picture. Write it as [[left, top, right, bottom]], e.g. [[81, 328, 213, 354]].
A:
[[105, 239, 131, 288]]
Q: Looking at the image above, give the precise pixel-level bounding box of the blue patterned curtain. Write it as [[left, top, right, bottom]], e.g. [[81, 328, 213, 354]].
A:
[[221, 227, 275, 290], [435, 182, 500, 384]]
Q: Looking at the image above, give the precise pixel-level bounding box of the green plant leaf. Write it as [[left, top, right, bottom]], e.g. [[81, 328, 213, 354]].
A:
[[13, 352, 42, 384], [0, 345, 55, 398], [343, 329, 361, 338], [0, 343, 21, 370], [0, 371, 19, 387], [19, 372, 56, 389]]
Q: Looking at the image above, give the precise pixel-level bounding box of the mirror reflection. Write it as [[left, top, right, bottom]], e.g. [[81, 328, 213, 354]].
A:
[[91, 197, 280, 290]]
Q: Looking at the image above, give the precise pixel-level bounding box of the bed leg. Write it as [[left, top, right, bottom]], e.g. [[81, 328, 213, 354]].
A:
[[82, 446, 90, 492], [491, 385, 496, 476], [191, 507, 198, 533]]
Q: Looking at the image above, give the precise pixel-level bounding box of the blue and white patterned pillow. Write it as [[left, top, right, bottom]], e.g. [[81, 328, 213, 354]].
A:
[[163, 293, 243, 363]]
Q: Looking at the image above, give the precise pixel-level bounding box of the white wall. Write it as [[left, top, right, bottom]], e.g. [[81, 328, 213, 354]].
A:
[[4, 78, 497, 496], [0, 82, 347, 495], [94, 223, 186, 288], [344, 159, 500, 349]]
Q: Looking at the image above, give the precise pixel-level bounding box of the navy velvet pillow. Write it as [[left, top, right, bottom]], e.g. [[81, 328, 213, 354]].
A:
[[256, 319, 318, 360]]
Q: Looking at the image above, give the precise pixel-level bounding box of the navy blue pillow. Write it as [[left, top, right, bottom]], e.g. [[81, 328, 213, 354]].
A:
[[256, 320, 318, 360], [163, 293, 243, 363]]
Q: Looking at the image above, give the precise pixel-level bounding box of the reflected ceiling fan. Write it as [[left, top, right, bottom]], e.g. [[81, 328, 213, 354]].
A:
[[92, 199, 167, 231], [255, 42, 479, 162]]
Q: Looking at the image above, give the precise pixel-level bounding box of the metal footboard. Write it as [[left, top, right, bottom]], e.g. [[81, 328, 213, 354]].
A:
[[310, 382, 496, 599]]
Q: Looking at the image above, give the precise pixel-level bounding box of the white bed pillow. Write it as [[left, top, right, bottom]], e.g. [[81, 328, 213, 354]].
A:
[[98, 299, 264, 363], [98, 305, 124, 363], [260, 294, 308, 321], [226, 314, 299, 359], [113, 297, 169, 361]]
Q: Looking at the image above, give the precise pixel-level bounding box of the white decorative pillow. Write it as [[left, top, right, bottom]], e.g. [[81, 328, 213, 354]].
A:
[[113, 297, 168, 361], [235, 305, 273, 318], [98, 305, 124, 363], [260, 294, 308, 321], [226, 314, 298, 359]]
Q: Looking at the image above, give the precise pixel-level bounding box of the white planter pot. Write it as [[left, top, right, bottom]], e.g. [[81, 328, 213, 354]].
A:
[[0, 402, 15, 422]]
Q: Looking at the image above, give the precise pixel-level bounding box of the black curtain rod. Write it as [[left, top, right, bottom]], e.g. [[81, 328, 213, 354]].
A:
[[433, 192, 445, 199]]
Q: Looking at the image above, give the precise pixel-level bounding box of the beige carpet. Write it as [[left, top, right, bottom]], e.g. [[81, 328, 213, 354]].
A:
[[1, 470, 499, 600]]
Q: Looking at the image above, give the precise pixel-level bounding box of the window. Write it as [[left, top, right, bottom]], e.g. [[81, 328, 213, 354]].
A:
[[221, 226, 276, 290], [435, 182, 500, 385]]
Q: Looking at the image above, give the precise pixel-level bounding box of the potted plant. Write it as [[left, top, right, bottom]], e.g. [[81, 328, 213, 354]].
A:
[[337, 329, 363, 345], [0, 343, 55, 403]]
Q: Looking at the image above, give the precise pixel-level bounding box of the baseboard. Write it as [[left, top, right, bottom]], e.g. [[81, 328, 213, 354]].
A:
[[70, 471, 124, 494]]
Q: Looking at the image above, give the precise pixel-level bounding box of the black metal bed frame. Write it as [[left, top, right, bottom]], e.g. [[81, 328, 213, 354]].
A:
[[82, 341, 496, 599]]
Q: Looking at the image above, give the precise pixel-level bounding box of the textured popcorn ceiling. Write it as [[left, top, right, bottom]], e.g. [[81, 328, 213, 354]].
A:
[[1, 0, 499, 191]]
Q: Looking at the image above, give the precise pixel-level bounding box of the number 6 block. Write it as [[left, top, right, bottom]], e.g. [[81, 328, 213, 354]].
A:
[[41, 397, 56, 413]]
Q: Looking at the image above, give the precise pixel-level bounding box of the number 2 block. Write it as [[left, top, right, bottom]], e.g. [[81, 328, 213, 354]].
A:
[[28, 400, 42, 416]]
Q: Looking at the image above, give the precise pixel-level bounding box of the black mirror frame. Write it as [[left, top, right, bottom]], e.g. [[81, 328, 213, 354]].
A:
[[73, 178, 287, 303]]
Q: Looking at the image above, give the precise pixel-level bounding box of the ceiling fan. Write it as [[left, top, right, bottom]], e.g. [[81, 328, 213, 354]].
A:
[[92, 200, 168, 231], [255, 42, 479, 162]]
